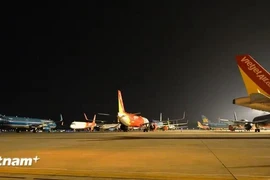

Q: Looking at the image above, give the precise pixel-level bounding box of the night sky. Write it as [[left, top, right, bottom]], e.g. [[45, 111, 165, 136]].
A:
[[2, 1, 270, 127]]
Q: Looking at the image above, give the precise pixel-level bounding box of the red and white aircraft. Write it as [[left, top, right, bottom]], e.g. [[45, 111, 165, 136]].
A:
[[233, 55, 270, 132], [197, 121, 210, 130], [70, 113, 96, 131], [117, 90, 149, 132]]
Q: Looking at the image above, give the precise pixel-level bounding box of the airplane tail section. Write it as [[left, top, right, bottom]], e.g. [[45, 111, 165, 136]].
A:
[[118, 90, 126, 113], [197, 121, 203, 128], [91, 114, 96, 131], [235, 55, 270, 96], [60, 114, 64, 125], [159, 113, 162, 121], [201, 115, 209, 124], [233, 112, 238, 121], [181, 111, 186, 120]]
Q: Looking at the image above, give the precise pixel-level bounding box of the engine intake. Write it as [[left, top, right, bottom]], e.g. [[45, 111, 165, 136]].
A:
[[244, 123, 252, 130]]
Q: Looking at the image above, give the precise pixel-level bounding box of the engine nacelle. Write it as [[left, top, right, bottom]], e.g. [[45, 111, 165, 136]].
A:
[[244, 123, 252, 130]]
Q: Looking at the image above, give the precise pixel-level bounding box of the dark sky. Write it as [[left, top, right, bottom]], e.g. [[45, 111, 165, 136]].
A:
[[1, 1, 270, 127]]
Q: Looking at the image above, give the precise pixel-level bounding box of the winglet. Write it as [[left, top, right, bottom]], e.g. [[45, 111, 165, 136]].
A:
[[181, 111, 186, 120], [84, 113, 89, 121], [91, 114, 96, 131], [92, 114, 96, 124], [60, 114, 64, 125]]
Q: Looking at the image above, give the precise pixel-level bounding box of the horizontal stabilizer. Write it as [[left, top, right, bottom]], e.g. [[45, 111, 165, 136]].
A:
[[98, 113, 111, 116], [250, 93, 270, 103], [218, 118, 231, 122]]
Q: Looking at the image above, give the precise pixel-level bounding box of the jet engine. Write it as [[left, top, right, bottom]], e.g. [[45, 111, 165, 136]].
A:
[[244, 123, 252, 131]]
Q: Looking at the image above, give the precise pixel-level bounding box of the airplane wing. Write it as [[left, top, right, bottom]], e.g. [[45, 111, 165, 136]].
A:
[[253, 119, 269, 123], [218, 118, 233, 122], [173, 120, 189, 126], [167, 119, 188, 124], [95, 119, 107, 123]]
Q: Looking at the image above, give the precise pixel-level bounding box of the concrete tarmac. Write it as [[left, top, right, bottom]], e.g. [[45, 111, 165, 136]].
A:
[[0, 130, 270, 180]]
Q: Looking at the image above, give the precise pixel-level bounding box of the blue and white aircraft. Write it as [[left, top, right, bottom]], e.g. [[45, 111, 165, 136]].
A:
[[0, 114, 63, 133]]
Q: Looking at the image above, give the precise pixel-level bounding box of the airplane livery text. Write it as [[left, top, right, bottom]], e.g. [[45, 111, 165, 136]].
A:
[[241, 56, 270, 88]]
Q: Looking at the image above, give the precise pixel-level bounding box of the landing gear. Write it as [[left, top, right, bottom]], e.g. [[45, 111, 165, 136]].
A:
[[143, 124, 150, 132], [255, 123, 260, 132], [150, 124, 156, 131], [120, 124, 128, 132]]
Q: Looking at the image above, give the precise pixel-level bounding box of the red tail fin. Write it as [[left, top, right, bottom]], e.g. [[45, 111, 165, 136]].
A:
[[90, 114, 96, 131], [118, 90, 125, 113], [236, 55, 270, 96]]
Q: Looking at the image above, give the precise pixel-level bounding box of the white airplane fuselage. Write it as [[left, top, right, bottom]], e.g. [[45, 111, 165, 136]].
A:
[[70, 121, 95, 130]]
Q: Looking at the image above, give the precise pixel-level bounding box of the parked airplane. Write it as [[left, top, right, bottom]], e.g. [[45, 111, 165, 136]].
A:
[[117, 90, 149, 132], [201, 115, 232, 130], [84, 113, 120, 131], [219, 112, 254, 131], [0, 114, 63, 133], [70, 114, 96, 131], [197, 121, 210, 130], [151, 112, 188, 130], [233, 54, 270, 132]]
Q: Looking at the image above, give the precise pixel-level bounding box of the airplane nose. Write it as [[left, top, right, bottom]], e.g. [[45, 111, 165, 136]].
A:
[[143, 117, 149, 124]]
